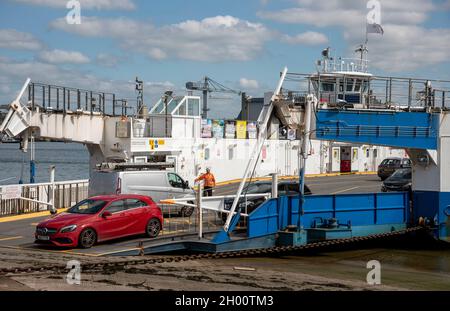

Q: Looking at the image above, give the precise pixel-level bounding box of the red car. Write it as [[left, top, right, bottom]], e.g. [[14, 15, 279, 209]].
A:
[[35, 194, 163, 248]]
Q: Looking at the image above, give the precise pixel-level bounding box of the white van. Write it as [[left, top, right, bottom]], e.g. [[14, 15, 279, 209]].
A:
[[89, 169, 195, 216]]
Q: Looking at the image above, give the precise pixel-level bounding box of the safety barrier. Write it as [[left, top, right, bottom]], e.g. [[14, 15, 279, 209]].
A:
[[0, 180, 89, 216]]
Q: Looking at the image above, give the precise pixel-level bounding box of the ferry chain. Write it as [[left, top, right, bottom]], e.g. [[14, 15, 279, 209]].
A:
[[0, 226, 425, 276]]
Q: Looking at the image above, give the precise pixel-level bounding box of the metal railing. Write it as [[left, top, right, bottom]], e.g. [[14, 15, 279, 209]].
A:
[[27, 82, 132, 117], [0, 179, 89, 216], [322, 58, 369, 73], [285, 73, 450, 109], [159, 204, 225, 237], [159, 192, 271, 237]]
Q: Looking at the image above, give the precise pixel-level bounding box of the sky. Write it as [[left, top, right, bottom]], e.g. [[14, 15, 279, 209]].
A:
[[0, 0, 450, 118]]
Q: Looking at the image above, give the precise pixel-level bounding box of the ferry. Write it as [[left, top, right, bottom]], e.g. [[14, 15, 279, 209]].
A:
[[95, 47, 406, 185], [0, 47, 412, 186]]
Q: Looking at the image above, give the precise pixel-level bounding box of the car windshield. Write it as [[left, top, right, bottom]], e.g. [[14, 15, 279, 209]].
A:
[[381, 159, 400, 166], [387, 169, 412, 180], [67, 199, 108, 214], [244, 183, 272, 194]]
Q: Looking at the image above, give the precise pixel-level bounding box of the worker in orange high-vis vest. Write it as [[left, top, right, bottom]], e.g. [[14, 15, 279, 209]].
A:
[[195, 167, 216, 197]]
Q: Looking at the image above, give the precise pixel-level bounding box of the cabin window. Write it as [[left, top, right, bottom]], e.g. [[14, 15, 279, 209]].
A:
[[175, 102, 186, 116], [321, 83, 334, 92], [347, 79, 354, 92], [311, 81, 319, 92], [362, 81, 369, 93], [188, 98, 200, 116], [166, 97, 181, 114], [152, 99, 165, 114], [354, 80, 362, 92]]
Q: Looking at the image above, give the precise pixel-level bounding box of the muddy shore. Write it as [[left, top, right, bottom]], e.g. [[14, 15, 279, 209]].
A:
[[1, 241, 449, 291]]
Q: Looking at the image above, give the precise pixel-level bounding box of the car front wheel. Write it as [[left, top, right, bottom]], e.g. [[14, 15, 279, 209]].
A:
[[180, 204, 194, 217], [146, 218, 161, 238], [78, 228, 97, 249]]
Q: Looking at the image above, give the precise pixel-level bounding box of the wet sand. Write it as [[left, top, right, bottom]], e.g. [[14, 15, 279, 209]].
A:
[[1, 235, 449, 291]]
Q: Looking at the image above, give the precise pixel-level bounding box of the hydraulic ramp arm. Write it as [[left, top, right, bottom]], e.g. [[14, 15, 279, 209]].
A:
[[220, 67, 288, 236], [0, 78, 31, 138]]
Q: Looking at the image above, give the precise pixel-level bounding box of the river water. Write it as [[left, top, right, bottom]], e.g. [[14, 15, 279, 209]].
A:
[[0, 142, 89, 185]]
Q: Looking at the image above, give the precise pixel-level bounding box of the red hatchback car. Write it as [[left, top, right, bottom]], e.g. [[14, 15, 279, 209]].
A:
[[35, 194, 163, 248]]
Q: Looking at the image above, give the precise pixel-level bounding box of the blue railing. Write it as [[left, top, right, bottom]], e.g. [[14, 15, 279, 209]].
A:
[[315, 110, 439, 149]]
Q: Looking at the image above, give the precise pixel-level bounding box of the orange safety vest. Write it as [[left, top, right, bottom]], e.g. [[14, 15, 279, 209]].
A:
[[196, 173, 216, 187]]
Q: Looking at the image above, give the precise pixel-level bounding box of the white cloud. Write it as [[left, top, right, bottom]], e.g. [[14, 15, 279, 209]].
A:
[[0, 57, 177, 110], [239, 78, 259, 89], [147, 48, 167, 61], [12, 0, 136, 10], [145, 81, 175, 90], [258, 0, 449, 72], [50, 16, 146, 37], [96, 53, 120, 67], [38, 49, 90, 64], [258, 7, 363, 28], [0, 29, 43, 50], [367, 24, 450, 72], [50, 15, 273, 62], [0, 58, 123, 94], [258, 0, 435, 27], [281, 31, 328, 45], [445, 0, 450, 9], [0, 57, 184, 113]]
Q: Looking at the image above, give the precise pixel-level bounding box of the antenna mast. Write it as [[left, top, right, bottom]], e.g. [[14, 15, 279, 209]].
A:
[[135, 77, 144, 117]]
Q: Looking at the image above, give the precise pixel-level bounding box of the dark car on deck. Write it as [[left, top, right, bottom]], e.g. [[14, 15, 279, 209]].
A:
[[377, 157, 411, 180], [220, 180, 312, 223], [381, 168, 412, 192]]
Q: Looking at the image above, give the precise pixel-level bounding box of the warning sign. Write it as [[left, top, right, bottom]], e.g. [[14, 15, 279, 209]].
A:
[[1, 185, 22, 200]]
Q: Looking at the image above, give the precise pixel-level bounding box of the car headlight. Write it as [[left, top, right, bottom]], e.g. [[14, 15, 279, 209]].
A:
[[60, 225, 77, 233]]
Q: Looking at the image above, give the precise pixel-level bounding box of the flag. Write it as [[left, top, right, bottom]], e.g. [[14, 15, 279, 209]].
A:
[[367, 23, 384, 35]]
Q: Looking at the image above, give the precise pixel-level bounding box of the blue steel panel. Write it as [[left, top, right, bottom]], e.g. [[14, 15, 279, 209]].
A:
[[277, 196, 290, 230], [315, 110, 438, 149], [334, 194, 375, 226], [376, 192, 407, 224], [247, 199, 279, 237], [246, 192, 409, 238]]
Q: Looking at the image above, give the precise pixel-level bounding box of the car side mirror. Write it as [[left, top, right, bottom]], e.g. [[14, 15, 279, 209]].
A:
[[102, 211, 112, 218], [184, 181, 189, 189]]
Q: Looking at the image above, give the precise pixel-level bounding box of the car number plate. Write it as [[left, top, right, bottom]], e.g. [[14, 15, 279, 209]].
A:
[[37, 235, 50, 241]]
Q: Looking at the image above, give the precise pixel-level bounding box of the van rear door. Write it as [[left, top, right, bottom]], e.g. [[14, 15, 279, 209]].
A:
[[119, 172, 168, 202], [89, 171, 120, 197]]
